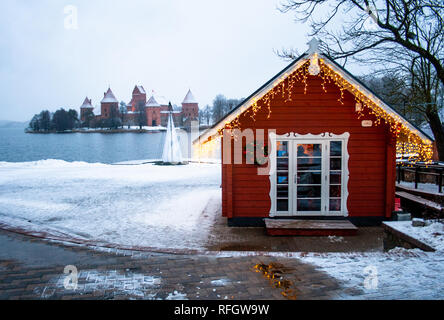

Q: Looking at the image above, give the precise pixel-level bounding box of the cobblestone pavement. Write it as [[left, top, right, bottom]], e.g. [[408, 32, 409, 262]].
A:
[[0, 229, 348, 300]]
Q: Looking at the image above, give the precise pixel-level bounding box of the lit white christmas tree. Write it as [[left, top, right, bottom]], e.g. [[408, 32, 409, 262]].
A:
[[161, 105, 183, 164]]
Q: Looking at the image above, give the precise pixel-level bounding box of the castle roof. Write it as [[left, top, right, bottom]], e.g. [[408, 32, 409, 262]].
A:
[[80, 97, 93, 109], [146, 95, 160, 107], [101, 88, 118, 103], [134, 85, 146, 95], [182, 89, 197, 104]]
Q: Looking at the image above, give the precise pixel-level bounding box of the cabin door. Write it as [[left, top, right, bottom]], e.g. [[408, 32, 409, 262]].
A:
[[270, 133, 349, 217]]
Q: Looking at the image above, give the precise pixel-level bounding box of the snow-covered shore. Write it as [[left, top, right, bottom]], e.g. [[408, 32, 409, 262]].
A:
[[0, 160, 221, 250]]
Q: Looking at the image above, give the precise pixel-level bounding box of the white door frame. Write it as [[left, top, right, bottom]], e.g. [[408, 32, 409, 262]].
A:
[[268, 132, 350, 217]]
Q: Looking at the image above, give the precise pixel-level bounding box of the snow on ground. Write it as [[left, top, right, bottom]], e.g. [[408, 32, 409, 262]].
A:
[[384, 221, 444, 251], [0, 160, 221, 250], [34, 269, 172, 300], [77, 126, 167, 131], [298, 249, 444, 299], [214, 249, 444, 299]]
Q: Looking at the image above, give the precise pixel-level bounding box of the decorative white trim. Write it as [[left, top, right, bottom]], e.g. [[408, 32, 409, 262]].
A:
[[269, 132, 350, 217]]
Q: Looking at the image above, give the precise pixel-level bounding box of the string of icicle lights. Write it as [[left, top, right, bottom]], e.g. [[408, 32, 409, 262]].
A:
[[213, 59, 433, 163]]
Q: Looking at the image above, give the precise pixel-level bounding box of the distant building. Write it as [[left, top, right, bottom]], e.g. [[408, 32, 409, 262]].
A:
[[181, 89, 199, 127], [79, 97, 94, 122], [79, 85, 199, 128], [100, 88, 119, 119], [126, 85, 146, 113]]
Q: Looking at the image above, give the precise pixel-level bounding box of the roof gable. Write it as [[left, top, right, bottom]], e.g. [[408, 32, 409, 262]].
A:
[[133, 85, 146, 95], [182, 89, 197, 104], [196, 51, 433, 161], [101, 88, 118, 103], [80, 97, 93, 109], [146, 95, 160, 107]]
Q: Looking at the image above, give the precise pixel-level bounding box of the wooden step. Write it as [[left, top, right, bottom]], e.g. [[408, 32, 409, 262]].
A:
[[395, 191, 443, 212], [264, 219, 358, 236]]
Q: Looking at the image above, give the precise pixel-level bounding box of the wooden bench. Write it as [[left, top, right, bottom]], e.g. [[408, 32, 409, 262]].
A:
[[395, 191, 443, 213], [264, 219, 358, 236]]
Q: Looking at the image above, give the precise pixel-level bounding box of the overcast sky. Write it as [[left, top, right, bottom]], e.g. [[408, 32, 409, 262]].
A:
[[0, 0, 323, 121]]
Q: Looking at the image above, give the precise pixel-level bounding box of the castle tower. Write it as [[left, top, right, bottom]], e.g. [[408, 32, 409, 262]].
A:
[[127, 85, 146, 112], [181, 89, 199, 127], [100, 87, 119, 119], [79, 97, 94, 122], [145, 95, 161, 126]]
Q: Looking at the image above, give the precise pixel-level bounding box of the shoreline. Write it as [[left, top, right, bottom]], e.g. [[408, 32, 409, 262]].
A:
[[25, 128, 167, 134]]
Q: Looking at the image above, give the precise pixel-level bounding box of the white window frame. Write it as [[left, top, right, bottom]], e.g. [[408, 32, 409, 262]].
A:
[[268, 132, 350, 217]]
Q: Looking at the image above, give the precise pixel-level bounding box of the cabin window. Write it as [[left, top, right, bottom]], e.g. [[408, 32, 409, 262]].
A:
[[269, 132, 349, 217]]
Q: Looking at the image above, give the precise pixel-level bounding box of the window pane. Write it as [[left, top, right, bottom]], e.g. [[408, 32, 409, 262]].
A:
[[297, 199, 321, 211], [277, 199, 288, 211], [277, 186, 288, 198], [297, 144, 322, 157], [297, 186, 322, 198], [330, 158, 341, 170], [330, 172, 341, 184], [298, 172, 321, 185], [330, 185, 341, 197], [276, 141, 288, 157], [277, 173, 288, 184], [277, 158, 288, 170], [330, 141, 342, 156], [297, 157, 322, 171], [329, 199, 341, 211]]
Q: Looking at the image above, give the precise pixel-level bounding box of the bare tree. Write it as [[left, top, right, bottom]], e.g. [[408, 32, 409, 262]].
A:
[[279, 1, 443, 81], [279, 0, 444, 159]]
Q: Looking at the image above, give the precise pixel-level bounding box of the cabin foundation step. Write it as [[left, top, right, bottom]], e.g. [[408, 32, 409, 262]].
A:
[[264, 219, 358, 236]]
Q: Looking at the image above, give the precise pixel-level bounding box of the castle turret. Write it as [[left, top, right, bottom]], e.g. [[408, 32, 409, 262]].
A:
[[100, 87, 119, 119], [79, 97, 94, 122], [145, 95, 161, 126], [181, 89, 199, 126], [127, 85, 146, 112]]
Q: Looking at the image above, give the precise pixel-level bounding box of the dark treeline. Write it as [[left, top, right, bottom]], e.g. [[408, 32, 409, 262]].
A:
[[29, 108, 79, 132], [199, 94, 244, 126], [29, 94, 244, 132]]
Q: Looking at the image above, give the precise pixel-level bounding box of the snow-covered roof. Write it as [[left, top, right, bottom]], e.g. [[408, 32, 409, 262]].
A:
[[136, 85, 146, 94], [182, 89, 197, 104], [80, 97, 93, 109], [101, 88, 118, 103], [195, 44, 433, 146], [146, 95, 160, 107]]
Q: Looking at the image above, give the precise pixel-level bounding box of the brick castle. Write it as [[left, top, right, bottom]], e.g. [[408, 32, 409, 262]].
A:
[[79, 85, 199, 128]]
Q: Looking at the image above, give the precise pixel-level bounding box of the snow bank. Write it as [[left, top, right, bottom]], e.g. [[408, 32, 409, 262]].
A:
[[0, 160, 221, 250], [298, 249, 444, 299], [384, 221, 444, 252]]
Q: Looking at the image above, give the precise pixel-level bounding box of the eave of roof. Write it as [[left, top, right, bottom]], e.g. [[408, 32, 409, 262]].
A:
[[195, 52, 433, 145]]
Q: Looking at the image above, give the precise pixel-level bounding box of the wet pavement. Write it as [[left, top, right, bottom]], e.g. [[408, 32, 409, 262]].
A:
[[206, 215, 384, 253], [0, 229, 346, 300]]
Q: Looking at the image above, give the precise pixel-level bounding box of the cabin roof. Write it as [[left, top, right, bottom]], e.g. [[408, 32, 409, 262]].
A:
[[195, 52, 433, 145]]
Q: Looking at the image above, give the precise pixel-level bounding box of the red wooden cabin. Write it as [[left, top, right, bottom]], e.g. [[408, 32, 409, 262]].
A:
[[196, 40, 433, 231]]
